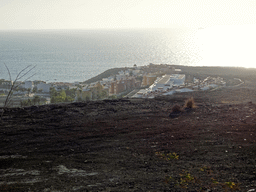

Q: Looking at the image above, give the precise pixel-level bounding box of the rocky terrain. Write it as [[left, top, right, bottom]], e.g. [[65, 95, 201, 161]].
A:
[[1, 69, 256, 191]]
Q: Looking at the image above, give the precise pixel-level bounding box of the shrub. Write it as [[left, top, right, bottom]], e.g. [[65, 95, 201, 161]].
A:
[[171, 104, 183, 113], [184, 97, 196, 109]]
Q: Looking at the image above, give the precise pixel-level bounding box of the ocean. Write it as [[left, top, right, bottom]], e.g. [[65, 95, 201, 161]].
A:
[[0, 27, 255, 83]]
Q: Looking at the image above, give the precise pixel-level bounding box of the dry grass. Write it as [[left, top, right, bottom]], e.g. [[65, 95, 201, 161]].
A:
[[170, 98, 196, 114], [183, 97, 196, 109]]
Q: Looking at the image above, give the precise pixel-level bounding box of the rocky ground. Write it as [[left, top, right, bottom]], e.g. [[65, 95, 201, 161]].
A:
[[0, 77, 256, 191]]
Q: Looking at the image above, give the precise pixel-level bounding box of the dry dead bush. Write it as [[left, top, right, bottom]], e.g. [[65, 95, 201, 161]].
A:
[[171, 104, 183, 113], [184, 97, 196, 109]]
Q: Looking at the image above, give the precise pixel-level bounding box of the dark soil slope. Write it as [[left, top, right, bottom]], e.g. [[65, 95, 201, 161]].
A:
[[1, 84, 256, 191]]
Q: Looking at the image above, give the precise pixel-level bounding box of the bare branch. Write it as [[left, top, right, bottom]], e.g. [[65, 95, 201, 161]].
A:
[[1, 64, 36, 118], [4, 63, 12, 82], [4, 84, 14, 108], [12, 72, 37, 91], [22, 72, 37, 83], [16, 65, 36, 81]]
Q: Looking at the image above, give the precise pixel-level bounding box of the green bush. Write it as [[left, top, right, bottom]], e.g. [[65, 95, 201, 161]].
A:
[[50, 89, 75, 103]]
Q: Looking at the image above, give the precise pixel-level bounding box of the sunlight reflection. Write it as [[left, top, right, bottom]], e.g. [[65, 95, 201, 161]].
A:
[[196, 25, 256, 68]]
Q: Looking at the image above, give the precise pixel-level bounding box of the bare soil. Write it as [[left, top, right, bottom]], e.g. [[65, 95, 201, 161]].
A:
[[1, 81, 256, 191]]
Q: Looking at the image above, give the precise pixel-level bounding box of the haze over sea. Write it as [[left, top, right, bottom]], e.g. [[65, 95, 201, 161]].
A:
[[1, 26, 255, 83]]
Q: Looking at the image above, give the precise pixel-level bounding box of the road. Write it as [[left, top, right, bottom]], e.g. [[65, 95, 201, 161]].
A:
[[124, 89, 140, 98]]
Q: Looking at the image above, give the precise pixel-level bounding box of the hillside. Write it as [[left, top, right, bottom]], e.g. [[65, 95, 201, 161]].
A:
[[176, 65, 256, 81], [1, 67, 256, 191], [83, 67, 127, 84]]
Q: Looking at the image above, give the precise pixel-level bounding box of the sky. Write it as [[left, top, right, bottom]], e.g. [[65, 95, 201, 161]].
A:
[[0, 0, 256, 30]]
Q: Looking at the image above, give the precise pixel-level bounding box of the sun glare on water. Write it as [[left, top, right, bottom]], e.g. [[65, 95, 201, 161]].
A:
[[196, 25, 256, 68]]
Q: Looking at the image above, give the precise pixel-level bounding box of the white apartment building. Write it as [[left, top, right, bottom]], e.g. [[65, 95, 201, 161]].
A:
[[24, 81, 33, 89], [116, 74, 127, 81], [148, 74, 185, 92], [148, 75, 173, 92], [101, 76, 115, 83], [37, 83, 51, 92], [170, 74, 186, 86]]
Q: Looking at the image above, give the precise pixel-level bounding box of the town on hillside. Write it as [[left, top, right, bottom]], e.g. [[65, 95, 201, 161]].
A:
[[0, 63, 226, 107]]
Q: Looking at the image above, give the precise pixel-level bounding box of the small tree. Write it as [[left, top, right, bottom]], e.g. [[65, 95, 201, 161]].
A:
[[85, 96, 90, 101], [50, 89, 67, 103], [65, 96, 74, 102], [32, 95, 40, 105], [50, 96, 56, 103], [32, 86, 38, 93], [100, 90, 107, 99], [1, 64, 36, 119], [59, 89, 66, 99], [27, 88, 31, 96], [27, 99, 32, 106], [20, 100, 29, 107], [92, 91, 96, 100], [50, 87, 58, 97]]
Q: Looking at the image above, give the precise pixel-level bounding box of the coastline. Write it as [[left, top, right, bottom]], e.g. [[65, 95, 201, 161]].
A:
[[1, 64, 256, 107]]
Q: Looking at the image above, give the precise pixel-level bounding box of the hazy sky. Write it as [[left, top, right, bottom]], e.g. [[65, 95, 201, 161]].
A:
[[0, 0, 255, 30]]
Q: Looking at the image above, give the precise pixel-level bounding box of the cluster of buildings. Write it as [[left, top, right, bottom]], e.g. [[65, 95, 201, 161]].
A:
[[196, 76, 226, 90], [75, 64, 186, 100], [1, 64, 180, 101], [132, 71, 226, 99], [0, 80, 77, 94], [133, 74, 186, 98], [75, 69, 141, 101], [1, 63, 227, 104], [148, 74, 186, 92]]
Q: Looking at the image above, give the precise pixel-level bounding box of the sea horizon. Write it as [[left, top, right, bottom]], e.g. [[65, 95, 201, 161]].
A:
[[1, 27, 255, 83]]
